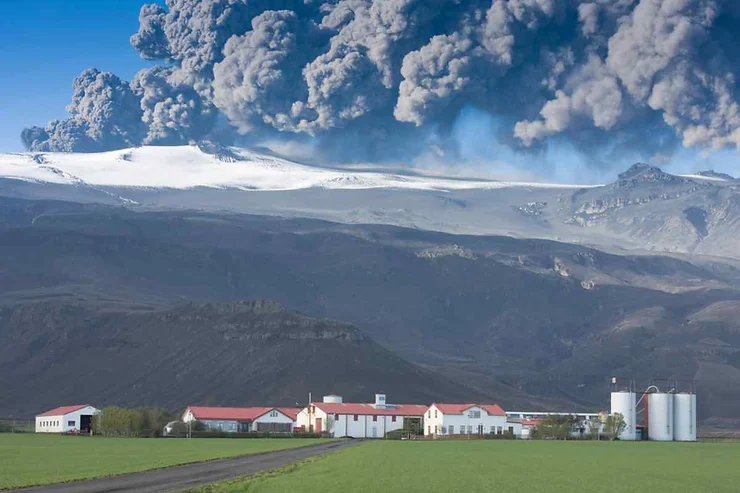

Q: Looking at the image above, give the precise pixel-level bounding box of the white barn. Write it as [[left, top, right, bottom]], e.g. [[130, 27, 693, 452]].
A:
[[182, 406, 301, 433], [296, 394, 427, 438], [35, 405, 99, 434], [424, 403, 510, 436]]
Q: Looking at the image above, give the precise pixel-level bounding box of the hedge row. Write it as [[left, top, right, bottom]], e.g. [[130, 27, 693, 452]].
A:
[[168, 431, 323, 439]]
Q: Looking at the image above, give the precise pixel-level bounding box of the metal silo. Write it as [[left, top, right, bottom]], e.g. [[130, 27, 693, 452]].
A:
[[610, 391, 637, 440], [673, 393, 697, 442], [648, 393, 674, 441]]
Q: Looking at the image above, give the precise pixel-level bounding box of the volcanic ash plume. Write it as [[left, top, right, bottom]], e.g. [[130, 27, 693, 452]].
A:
[[22, 0, 740, 162]]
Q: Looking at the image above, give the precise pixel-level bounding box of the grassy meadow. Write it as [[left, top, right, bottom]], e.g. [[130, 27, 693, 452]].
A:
[[189, 440, 740, 493], [0, 434, 323, 490]]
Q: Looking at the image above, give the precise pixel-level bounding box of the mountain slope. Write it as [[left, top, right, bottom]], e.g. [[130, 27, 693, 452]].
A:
[[2, 147, 740, 259], [2, 196, 740, 423], [0, 300, 503, 417]]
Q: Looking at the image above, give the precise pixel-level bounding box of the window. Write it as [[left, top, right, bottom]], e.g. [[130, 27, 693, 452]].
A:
[[68, 420, 75, 427], [373, 416, 377, 422], [508, 426, 514, 434], [427, 410, 431, 418], [490, 426, 495, 433], [428, 425, 431, 434], [467, 425, 473, 434], [229, 423, 236, 431], [392, 416, 397, 422], [335, 414, 340, 420], [270, 410, 278, 418], [434, 425, 438, 434], [468, 410, 481, 418], [497, 426, 503, 435], [353, 415, 359, 422], [434, 410, 438, 418]]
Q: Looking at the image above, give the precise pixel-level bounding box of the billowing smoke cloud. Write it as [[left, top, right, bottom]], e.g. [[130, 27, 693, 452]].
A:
[[22, 0, 740, 165]]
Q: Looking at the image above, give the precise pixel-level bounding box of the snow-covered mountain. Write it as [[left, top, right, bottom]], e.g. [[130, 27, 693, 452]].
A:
[[0, 144, 577, 191], [2, 145, 739, 259]]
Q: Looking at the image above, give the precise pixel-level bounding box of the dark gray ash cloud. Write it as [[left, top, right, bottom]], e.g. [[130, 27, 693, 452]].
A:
[[22, 0, 740, 164]]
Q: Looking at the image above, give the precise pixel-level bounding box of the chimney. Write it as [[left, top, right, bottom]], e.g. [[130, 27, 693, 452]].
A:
[[375, 394, 386, 408]]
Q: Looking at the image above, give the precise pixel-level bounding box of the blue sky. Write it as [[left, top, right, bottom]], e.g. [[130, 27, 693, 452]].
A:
[[0, 0, 157, 152]]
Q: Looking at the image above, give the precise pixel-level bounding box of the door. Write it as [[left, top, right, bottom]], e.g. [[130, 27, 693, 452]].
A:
[[80, 415, 92, 433], [372, 426, 377, 438], [315, 418, 322, 434]]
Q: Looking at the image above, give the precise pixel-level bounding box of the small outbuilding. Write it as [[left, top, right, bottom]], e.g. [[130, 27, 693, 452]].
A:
[[35, 405, 99, 434]]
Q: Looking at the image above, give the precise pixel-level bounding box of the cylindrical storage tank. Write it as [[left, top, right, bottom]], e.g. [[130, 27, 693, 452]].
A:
[[648, 393, 674, 441], [323, 395, 343, 403], [610, 391, 636, 440], [673, 393, 697, 442]]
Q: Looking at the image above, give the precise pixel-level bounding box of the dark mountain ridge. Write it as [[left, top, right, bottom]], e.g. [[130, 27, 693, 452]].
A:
[[1, 195, 740, 424]]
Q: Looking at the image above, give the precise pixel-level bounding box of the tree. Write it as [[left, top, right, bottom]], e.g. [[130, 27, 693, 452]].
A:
[[531, 415, 577, 440], [604, 413, 626, 441]]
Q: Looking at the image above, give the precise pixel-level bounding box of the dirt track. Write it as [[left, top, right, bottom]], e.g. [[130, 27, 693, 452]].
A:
[[12, 440, 357, 493]]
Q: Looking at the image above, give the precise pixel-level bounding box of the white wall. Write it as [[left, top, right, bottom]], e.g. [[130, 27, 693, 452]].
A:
[[424, 406, 509, 436], [253, 410, 295, 432], [298, 407, 409, 438], [36, 406, 98, 434], [330, 413, 406, 438]]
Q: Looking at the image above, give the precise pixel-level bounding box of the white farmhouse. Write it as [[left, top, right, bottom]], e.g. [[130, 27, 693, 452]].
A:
[[296, 394, 427, 438], [35, 405, 99, 434], [424, 403, 510, 436], [182, 406, 301, 433]]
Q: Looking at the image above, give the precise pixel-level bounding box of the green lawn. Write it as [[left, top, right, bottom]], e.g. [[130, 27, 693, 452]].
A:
[[0, 434, 324, 490], [190, 440, 740, 493]]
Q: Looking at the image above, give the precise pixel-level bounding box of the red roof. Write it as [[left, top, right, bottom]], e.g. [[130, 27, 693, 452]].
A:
[[37, 405, 91, 417], [312, 402, 428, 416], [277, 407, 302, 421], [431, 403, 507, 416], [186, 406, 299, 422]]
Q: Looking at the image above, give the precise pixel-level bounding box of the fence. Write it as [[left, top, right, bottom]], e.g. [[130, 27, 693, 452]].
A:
[[0, 418, 34, 433]]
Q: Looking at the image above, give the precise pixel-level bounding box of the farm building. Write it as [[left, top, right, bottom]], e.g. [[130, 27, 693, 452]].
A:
[[182, 406, 301, 433], [296, 394, 427, 438], [506, 411, 602, 437], [35, 405, 99, 434], [424, 404, 510, 436]]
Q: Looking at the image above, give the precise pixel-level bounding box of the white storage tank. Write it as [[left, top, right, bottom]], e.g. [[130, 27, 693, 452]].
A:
[[673, 393, 697, 442], [648, 393, 674, 441], [610, 391, 637, 440], [323, 395, 343, 403]]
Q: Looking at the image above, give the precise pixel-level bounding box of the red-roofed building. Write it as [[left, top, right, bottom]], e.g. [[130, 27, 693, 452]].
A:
[[296, 394, 426, 438], [35, 405, 99, 434], [182, 406, 299, 433], [424, 403, 510, 437]]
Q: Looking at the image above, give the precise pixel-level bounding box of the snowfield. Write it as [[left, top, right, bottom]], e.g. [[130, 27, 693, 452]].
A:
[[0, 145, 586, 191]]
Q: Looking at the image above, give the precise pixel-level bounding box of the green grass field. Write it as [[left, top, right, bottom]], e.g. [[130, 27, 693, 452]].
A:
[[0, 434, 323, 490], [190, 440, 740, 493]]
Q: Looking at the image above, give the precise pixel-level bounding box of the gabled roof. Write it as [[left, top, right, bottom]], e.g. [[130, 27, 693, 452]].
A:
[[37, 405, 92, 417], [186, 406, 301, 422], [186, 406, 272, 422], [312, 402, 427, 417], [431, 403, 507, 416]]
